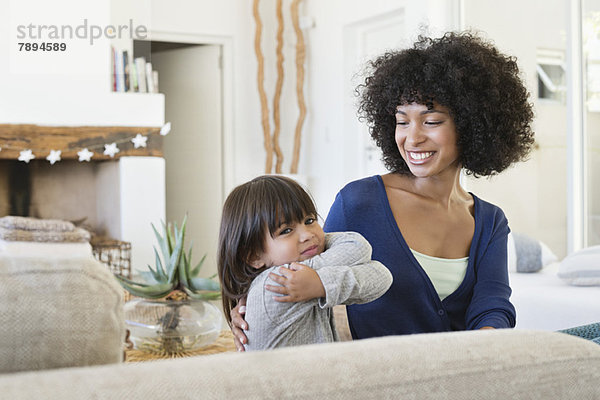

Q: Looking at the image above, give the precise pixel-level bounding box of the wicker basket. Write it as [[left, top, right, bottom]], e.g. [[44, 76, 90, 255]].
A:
[[91, 237, 132, 278]]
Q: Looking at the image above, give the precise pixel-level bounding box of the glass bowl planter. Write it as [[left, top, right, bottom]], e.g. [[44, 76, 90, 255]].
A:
[[124, 298, 222, 355]]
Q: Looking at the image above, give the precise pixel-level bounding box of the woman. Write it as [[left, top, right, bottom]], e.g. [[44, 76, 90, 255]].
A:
[[231, 31, 535, 348]]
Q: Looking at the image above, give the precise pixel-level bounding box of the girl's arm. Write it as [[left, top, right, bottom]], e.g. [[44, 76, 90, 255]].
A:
[[265, 231, 368, 302], [267, 232, 392, 307], [314, 259, 392, 308]]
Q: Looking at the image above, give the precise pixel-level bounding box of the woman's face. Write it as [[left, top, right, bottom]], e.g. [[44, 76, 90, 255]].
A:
[[395, 102, 461, 178]]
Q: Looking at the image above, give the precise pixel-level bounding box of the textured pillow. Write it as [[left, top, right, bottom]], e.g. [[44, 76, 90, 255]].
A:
[[507, 232, 558, 273], [0, 256, 124, 373], [558, 245, 600, 286]]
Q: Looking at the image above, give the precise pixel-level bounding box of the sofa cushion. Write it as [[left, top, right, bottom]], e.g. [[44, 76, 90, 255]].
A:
[[0, 256, 124, 373], [0, 330, 598, 399], [558, 245, 600, 286]]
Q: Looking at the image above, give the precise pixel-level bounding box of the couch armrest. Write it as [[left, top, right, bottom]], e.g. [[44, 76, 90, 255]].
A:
[[0, 256, 124, 373]]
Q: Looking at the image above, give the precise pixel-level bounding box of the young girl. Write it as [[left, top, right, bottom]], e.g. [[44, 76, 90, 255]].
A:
[[217, 175, 392, 350]]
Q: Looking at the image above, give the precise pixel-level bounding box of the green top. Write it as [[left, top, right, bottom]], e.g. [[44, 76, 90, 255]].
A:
[[410, 249, 468, 300]]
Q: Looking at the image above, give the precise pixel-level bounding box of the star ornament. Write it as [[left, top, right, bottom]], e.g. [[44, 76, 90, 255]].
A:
[[131, 133, 148, 148], [18, 149, 35, 163], [103, 142, 120, 158], [77, 148, 94, 162], [160, 122, 171, 136], [46, 150, 62, 165]]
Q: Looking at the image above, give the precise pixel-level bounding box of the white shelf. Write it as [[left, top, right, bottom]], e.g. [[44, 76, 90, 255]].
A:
[[0, 91, 164, 127]]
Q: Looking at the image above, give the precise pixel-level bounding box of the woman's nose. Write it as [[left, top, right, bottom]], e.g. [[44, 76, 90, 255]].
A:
[[405, 125, 426, 145]]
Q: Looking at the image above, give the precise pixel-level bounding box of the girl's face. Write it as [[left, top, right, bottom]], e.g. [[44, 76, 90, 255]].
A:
[[250, 214, 325, 269], [395, 102, 461, 178]]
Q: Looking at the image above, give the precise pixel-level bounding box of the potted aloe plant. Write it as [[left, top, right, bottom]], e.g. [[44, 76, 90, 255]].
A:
[[116, 215, 222, 355]]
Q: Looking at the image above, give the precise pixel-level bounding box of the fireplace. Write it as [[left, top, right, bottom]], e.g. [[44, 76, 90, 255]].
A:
[[3, 159, 111, 234], [0, 124, 166, 275]]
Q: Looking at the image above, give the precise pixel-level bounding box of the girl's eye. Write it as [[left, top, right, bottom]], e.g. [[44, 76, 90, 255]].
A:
[[279, 228, 292, 235], [305, 217, 316, 225], [425, 120, 443, 126], [396, 121, 409, 126]]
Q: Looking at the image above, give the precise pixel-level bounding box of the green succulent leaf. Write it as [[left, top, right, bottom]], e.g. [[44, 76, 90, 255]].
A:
[[167, 235, 183, 282], [152, 248, 167, 281], [116, 274, 151, 287], [152, 223, 170, 271], [166, 222, 175, 254], [139, 270, 160, 285], [190, 254, 207, 278], [183, 287, 221, 300], [179, 251, 191, 289], [187, 245, 193, 269], [115, 275, 175, 299], [120, 282, 175, 299]]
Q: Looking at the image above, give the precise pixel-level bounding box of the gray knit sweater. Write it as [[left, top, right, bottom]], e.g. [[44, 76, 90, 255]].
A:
[[244, 231, 392, 350]]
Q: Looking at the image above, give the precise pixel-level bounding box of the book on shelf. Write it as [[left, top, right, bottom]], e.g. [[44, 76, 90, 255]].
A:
[[135, 57, 147, 93], [115, 50, 125, 92], [145, 62, 155, 93], [152, 70, 159, 93], [111, 46, 116, 91], [111, 51, 159, 93], [123, 50, 131, 92], [130, 62, 139, 92]]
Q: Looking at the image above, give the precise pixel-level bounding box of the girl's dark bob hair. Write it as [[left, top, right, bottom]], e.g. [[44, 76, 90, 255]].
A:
[[217, 175, 317, 325], [357, 31, 535, 177]]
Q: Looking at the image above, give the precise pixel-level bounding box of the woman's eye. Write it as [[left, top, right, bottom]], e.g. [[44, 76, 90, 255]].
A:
[[279, 228, 292, 235], [425, 120, 443, 126], [396, 121, 409, 126]]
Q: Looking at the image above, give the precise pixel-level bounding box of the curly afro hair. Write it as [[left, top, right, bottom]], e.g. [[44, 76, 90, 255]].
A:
[[357, 31, 535, 177]]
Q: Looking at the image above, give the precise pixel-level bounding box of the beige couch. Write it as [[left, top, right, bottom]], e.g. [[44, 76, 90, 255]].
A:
[[1, 256, 599, 399], [0, 329, 599, 399]]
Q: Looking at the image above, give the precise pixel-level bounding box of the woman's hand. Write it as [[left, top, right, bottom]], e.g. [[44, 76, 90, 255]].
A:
[[230, 297, 248, 351], [266, 262, 326, 302]]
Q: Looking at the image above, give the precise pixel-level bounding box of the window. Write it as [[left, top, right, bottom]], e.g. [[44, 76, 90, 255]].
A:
[[537, 49, 566, 102]]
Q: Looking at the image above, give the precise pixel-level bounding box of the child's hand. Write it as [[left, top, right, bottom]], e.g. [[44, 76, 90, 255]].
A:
[[266, 262, 326, 302]]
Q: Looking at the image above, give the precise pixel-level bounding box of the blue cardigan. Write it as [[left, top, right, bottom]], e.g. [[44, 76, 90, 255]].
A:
[[324, 175, 516, 339]]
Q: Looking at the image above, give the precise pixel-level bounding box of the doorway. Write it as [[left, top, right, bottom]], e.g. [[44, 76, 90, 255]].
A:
[[136, 40, 225, 279]]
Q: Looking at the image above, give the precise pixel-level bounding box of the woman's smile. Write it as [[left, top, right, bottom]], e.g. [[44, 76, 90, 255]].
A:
[[406, 151, 436, 164]]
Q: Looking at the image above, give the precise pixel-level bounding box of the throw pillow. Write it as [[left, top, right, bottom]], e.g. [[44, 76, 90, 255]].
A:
[[508, 232, 557, 273], [558, 245, 600, 286], [0, 256, 124, 373]]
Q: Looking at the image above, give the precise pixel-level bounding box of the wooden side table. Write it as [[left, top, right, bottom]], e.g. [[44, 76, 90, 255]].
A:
[[125, 330, 236, 362]]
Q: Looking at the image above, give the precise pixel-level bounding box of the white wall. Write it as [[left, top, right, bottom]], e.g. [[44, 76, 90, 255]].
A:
[[136, 0, 460, 217], [1, 0, 165, 126], [462, 0, 569, 258], [301, 0, 459, 216], [228, 0, 460, 217], [1, 0, 460, 260], [3, 0, 572, 270]]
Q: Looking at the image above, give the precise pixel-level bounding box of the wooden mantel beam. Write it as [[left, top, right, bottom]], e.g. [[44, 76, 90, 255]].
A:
[[0, 124, 163, 160]]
